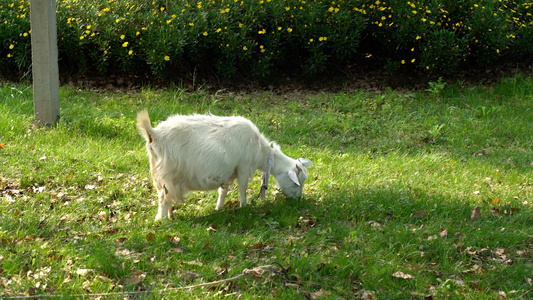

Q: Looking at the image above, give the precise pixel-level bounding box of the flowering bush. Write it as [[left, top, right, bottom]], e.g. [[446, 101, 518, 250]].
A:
[[1, 0, 532, 80]]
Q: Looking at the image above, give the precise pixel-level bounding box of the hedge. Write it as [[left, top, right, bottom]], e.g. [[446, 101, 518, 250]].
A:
[[1, 0, 532, 81]]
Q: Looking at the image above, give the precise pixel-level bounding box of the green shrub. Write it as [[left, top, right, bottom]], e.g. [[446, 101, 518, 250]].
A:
[[1, 0, 532, 80]]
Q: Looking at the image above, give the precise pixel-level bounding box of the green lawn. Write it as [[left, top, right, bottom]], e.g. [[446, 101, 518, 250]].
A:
[[1, 75, 532, 299]]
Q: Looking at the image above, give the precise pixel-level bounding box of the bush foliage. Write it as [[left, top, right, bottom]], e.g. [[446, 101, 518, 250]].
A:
[[1, 0, 532, 80]]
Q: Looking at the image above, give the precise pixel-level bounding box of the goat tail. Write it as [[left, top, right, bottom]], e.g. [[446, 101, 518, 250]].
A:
[[137, 109, 154, 143]]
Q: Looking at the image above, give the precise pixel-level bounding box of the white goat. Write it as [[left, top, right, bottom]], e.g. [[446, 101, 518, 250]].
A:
[[136, 110, 312, 220]]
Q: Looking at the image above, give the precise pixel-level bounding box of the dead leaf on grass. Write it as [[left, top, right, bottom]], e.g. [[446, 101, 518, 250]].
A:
[[169, 247, 183, 253], [97, 211, 107, 221], [166, 235, 180, 245], [181, 271, 199, 283], [123, 274, 145, 286], [412, 210, 429, 218], [366, 220, 383, 230], [75, 269, 93, 276], [309, 288, 331, 299], [471, 207, 481, 220], [392, 271, 414, 280], [206, 224, 218, 232], [84, 184, 96, 190], [146, 232, 155, 242], [469, 281, 483, 291], [359, 290, 376, 299]]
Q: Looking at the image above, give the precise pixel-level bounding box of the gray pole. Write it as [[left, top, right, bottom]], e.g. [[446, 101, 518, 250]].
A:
[[30, 0, 60, 126]]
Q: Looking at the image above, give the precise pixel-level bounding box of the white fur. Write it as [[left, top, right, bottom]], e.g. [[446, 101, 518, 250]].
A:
[[137, 110, 312, 220]]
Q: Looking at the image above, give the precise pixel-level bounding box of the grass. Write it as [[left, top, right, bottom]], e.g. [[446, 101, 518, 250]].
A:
[[1, 75, 532, 299]]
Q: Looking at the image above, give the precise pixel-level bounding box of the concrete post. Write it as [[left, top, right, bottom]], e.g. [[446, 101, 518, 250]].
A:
[[30, 0, 60, 125]]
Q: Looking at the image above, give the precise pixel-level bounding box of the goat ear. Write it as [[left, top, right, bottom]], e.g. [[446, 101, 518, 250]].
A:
[[298, 158, 312, 167], [288, 169, 300, 186]]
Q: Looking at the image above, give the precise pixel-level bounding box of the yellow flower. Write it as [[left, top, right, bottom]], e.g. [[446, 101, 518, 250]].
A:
[[23, 32, 28, 37], [239, 23, 243, 28], [189, 22, 194, 26], [287, 28, 293, 33], [197, 2, 202, 8], [278, 27, 282, 30], [164, 56, 170, 61], [122, 42, 128, 47], [411, 59, 415, 63], [160, 7, 165, 11], [203, 31, 208, 36], [7, 53, 12, 58], [9, 44, 14, 49], [86, 25, 91, 29], [416, 35, 421, 40], [309, 38, 314, 42], [216, 28, 221, 33], [136, 31, 140, 36], [128, 50, 133, 55], [401, 60, 406, 64], [243, 45, 248, 51], [80, 35, 85, 40]]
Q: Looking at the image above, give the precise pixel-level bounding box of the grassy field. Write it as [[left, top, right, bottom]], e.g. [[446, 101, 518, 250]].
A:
[[1, 75, 532, 299]]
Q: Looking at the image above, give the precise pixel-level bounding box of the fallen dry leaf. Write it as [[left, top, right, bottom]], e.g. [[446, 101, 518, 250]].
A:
[[146, 232, 155, 242], [168, 235, 180, 245], [366, 220, 383, 230], [392, 271, 414, 280], [359, 290, 376, 299], [309, 288, 331, 299], [439, 229, 448, 237], [84, 184, 96, 190], [123, 274, 144, 286], [469, 281, 483, 291], [412, 210, 429, 218], [98, 211, 107, 221], [471, 207, 481, 220], [75, 269, 93, 276], [181, 271, 199, 282]]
